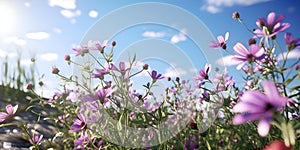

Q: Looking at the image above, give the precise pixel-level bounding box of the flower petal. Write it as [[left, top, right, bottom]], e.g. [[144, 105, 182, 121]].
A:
[[224, 32, 229, 41], [249, 44, 261, 55], [217, 35, 225, 43], [233, 101, 264, 113], [0, 112, 8, 121], [258, 118, 271, 137], [236, 61, 247, 70], [5, 105, 14, 115], [233, 43, 248, 57], [267, 12, 275, 25], [274, 14, 285, 25], [232, 113, 262, 125], [239, 90, 268, 106], [262, 81, 281, 103]]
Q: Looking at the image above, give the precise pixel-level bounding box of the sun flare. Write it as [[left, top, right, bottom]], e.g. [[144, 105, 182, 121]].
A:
[[0, 4, 15, 35]]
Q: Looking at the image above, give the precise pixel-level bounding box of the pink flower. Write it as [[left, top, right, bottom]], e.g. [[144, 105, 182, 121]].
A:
[[96, 87, 114, 105], [0, 104, 18, 123], [29, 134, 43, 145], [284, 32, 300, 51], [232, 43, 265, 70], [194, 64, 210, 82], [92, 68, 110, 78], [109, 62, 128, 73], [69, 114, 86, 132], [51, 66, 60, 74], [74, 131, 90, 149], [254, 12, 290, 38], [263, 140, 292, 150], [148, 70, 164, 81], [88, 40, 104, 51], [73, 45, 89, 56], [209, 32, 229, 49], [232, 81, 288, 137]]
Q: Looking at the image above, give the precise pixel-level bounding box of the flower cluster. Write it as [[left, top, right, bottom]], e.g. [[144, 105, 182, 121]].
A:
[[0, 11, 299, 150]]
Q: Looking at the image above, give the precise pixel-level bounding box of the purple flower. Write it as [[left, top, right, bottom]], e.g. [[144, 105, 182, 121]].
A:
[[69, 114, 86, 132], [284, 32, 300, 51], [199, 90, 209, 102], [184, 133, 200, 150], [254, 12, 290, 38], [74, 131, 90, 149], [0, 104, 18, 123], [232, 43, 265, 70], [73, 45, 89, 56], [92, 68, 110, 78], [194, 64, 210, 82], [213, 69, 235, 92], [232, 81, 288, 137], [97, 87, 113, 101], [88, 40, 104, 51], [209, 32, 229, 49], [29, 134, 43, 145], [148, 70, 164, 81], [110, 62, 127, 73]]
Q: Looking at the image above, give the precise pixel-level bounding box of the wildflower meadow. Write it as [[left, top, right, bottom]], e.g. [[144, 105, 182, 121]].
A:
[[0, 10, 299, 150]]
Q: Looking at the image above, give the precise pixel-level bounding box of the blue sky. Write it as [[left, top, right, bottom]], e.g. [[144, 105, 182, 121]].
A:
[[0, 0, 299, 97]]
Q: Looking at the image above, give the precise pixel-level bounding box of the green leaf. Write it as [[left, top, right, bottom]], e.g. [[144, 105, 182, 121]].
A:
[[281, 122, 290, 147], [287, 122, 296, 146], [131, 119, 145, 125]]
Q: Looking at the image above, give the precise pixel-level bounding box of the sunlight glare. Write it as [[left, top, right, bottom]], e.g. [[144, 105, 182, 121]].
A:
[[0, 4, 15, 35]]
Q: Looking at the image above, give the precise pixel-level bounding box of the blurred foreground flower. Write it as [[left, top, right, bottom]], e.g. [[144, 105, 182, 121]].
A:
[[232, 81, 288, 136], [263, 140, 292, 150], [0, 104, 18, 123]]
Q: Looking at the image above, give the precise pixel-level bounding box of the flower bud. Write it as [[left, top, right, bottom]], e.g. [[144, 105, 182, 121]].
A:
[[248, 38, 256, 45], [26, 83, 34, 90], [167, 77, 171, 81], [64, 55, 70, 61], [112, 41, 116, 47], [31, 58, 36, 63], [38, 81, 44, 86], [143, 64, 149, 70], [52, 66, 60, 74], [189, 121, 198, 129], [232, 11, 240, 20], [294, 64, 299, 70]]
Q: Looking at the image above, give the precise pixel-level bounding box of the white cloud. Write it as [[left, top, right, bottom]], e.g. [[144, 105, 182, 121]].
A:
[[3, 37, 27, 46], [26, 32, 50, 40], [88, 10, 98, 18], [202, 0, 271, 13], [164, 67, 187, 78], [53, 27, 62, 34], [48, 0, 76, 9], [201, 5, 221, 14], [20, 59, 33, 67], [170, 33, 186, 44], [60, 9, 81, 18], [142, 31, 166, 38], [0, 49, 17, 58], [216, 55, 240, 66], [39, 53, 58, 62], [277, 50, 300, 61]]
